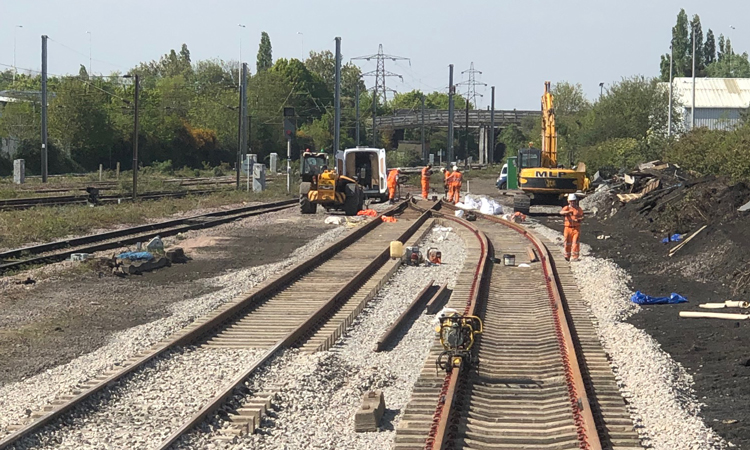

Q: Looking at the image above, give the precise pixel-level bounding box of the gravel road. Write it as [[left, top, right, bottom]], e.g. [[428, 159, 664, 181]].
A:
[[175, 224, 466, 449], [0, 223, 350, 440], [529, 223, 729, 450]]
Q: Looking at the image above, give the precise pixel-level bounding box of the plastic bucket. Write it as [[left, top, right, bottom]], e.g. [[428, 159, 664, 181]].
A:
[[390, 241, 404, 259]]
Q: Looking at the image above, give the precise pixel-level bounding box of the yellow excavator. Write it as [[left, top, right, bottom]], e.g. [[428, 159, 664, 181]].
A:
[[513, 81, 589, 214]]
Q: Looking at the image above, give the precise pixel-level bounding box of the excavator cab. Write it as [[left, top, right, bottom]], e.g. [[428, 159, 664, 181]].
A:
[[517, 147, 542, 171]]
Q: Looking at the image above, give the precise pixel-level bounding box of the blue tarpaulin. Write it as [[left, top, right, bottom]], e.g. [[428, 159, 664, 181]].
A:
[[116, 251, 154, 261], [661, 234, 683, 243], [630, 291, 688, 305]]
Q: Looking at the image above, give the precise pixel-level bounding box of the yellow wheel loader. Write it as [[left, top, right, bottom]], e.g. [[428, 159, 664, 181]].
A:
[[299, 151, 364, 215]]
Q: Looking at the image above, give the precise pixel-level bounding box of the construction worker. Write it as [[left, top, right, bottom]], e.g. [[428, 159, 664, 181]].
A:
[[421, 164, 432, 199], [449, 166, 463, 204], [441, 167, 451, 199], [387, 168, 400, 204], [560, 193, 584, 261]]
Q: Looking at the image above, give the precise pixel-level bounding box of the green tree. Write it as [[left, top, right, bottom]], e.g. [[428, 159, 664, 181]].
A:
[[270, 58, 331, 119], [497, 124, 528, 161], [704, 29, 716, 66], [257, 32, 273, 73], [551, 82, 590, 166], [706, 51, 750, 77], [48, 76, 116, 168], [660, 9, 690, 81], [689, 15, 705, 76]]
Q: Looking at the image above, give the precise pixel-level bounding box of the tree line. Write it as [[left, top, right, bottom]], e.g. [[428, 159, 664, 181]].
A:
[[0, 33, 456, 176], [658, 9, 750, 79]]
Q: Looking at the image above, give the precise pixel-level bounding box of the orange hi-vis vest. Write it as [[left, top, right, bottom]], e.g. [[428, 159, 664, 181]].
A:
[[387, 169, 399, 186], [421, 167, 430, 180], [451, 171, 463, 186], [561, 205, 584, 228]]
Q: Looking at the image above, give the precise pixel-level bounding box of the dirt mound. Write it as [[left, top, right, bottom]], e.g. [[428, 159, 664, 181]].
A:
[[586, 171, 750, 296], [617, 176, 750, 234]]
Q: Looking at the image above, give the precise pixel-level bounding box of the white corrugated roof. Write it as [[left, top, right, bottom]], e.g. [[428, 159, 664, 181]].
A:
[[669, 77, 750, 108]]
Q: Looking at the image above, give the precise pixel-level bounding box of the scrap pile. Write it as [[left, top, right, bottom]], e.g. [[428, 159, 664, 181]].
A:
[[587, 160, 750, 235], [583, 160, 750, 296]]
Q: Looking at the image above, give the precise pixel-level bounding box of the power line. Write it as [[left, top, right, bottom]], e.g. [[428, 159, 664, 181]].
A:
[[456, 62, 486, 107], [351, 44, 410, 104]]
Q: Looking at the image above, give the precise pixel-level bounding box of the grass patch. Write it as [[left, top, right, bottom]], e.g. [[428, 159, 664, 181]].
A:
[[0, 182, 294, 250]]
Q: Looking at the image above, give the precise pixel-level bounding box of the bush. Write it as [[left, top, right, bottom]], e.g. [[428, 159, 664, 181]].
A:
[[666, 124, 750, 182]]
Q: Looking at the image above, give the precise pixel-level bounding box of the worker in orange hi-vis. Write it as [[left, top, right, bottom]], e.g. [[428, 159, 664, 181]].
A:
[[560, 193, 584, 261], [441, 167, 450, 199], [449, 166, 463, 204], [387, 168, 400, 204], [421, 164, 432, 199]]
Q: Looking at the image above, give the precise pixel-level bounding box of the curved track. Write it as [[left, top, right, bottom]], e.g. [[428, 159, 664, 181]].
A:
[[394, 202, 641, 450], [0, 200, 437, 450]]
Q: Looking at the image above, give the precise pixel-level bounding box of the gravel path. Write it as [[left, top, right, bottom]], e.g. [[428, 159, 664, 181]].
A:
[[0, 223, 350, 439], [529, 223, 729, 450], [176, 225, 466, 449], [15, 348, 263, 450]]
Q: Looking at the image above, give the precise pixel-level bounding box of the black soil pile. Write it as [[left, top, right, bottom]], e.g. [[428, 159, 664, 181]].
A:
[[550, 174, 750, 448]]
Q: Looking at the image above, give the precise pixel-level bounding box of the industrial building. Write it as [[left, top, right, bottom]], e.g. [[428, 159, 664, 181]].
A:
[[669, 77, 750, 131]]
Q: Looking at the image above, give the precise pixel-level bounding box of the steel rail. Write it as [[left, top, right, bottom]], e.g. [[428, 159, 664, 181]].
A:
[[0, 199, 296, 275], [0, 200, 413, 450], [429, 202, 602, 450], [0, 188, 233, 211], [157, 202, 438, 449], [373, 279, 435, 352]]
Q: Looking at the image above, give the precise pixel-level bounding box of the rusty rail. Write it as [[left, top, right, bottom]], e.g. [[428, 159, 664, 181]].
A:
[[427, 201, 602, 450]]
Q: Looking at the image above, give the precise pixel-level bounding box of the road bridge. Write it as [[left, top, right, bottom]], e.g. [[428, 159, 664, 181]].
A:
[[373, 109, 539, 129]]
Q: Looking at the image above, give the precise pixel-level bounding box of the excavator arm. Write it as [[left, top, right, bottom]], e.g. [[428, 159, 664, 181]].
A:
[[541, 81, 557, 168]]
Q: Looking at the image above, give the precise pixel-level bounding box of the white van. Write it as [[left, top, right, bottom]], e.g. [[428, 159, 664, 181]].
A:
[[335, 147, 389, 201]]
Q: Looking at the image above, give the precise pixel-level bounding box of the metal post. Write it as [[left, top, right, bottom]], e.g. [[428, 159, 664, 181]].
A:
[[334, 37, 341, 153], [132, 74, 140, 199], [447, 64, 455, 164], [692, 25, 697, 130], [372, 92, 377, 147], [489, 86, 495, 164], [236, 78, 242, 188], [355, 84, 360, 146], [241, 63, 248, 180], [421, 95, 426, 163], [286, 138, 291, 193], [668, 45, 674, 137], [41, 35, 48, 183], [87, 31, 92, 75], [463, 93, 469, 165], [14, 26, 22, 83]]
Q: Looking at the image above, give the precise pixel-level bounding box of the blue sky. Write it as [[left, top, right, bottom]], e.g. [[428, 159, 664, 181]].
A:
[[1, 0, 748, 109]]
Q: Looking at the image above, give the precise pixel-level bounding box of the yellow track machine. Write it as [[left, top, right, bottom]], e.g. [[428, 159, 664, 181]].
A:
[[435, 311, 483, 373]]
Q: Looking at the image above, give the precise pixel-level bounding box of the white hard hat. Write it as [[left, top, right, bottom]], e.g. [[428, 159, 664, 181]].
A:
[[452, 165, 458, 171], [440, 167, 445, 172], [568, 193, 578, 201]]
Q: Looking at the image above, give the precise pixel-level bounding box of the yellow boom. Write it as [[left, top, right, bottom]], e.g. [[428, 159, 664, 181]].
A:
[[541, 81, 556, 168]]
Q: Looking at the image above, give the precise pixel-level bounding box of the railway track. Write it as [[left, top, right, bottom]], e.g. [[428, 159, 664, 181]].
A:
[[393, 203, 641, 450], [0, 199, 296, 275], [0, 188, 233, 211], [0, 200, 438, 449]]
